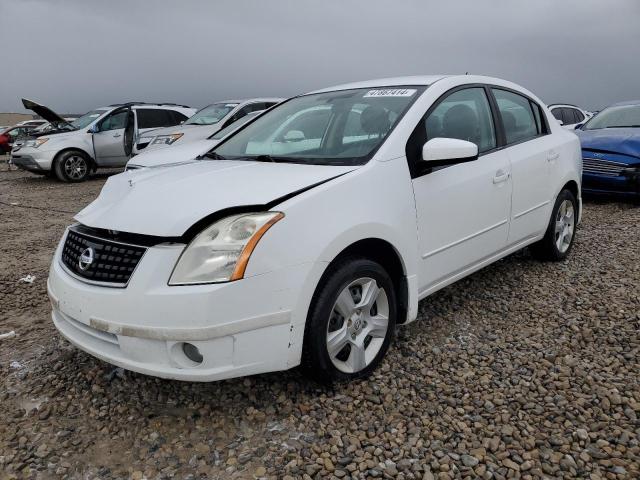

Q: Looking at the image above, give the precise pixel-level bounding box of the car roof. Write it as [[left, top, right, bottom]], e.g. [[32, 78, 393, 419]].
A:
[[209, 98, 285, 105], [548, 104, 583, 109], [309, 75, 450, 94], [611, 100, 640, 107]]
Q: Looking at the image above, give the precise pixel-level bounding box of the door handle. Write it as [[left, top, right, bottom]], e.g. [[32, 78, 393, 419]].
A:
[[113, 133, 122, 138], [547, 150, 559, 161], [493, 170, 510, 184]]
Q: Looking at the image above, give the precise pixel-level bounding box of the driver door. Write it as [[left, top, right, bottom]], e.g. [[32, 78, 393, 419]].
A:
[[92, 109, 133, 166], [410, 86, 512, 295]]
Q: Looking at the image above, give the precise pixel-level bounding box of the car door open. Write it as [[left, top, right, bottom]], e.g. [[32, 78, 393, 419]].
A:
[[92, 108, 133, 166]]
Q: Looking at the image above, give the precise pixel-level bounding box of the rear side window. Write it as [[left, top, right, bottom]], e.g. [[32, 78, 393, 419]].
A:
[[136, 109, 177, 129], [571, 108, 585, 123], [492, 89, 539, 144]]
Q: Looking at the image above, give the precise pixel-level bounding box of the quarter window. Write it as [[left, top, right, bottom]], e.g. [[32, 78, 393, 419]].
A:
[[492, 89, 539, 144]]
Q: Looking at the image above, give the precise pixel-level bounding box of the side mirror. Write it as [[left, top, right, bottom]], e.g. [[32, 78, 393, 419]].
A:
[[422, 138, 478, 167], [573, 123, 584, 130], [88, 124, 99, 134], [283, 130, 305, 142]]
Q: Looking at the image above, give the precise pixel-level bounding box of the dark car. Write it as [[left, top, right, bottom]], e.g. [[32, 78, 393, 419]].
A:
[[576, 100, 640, 199], [0, 125, 37, 154]]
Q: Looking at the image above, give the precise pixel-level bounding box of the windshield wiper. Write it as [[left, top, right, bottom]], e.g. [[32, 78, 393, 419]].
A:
[[203, 152, 227, 160]]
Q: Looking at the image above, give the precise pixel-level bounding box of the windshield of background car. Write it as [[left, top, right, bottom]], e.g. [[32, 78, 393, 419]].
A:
[[584, 105, 640, 130], [211, 112, 261, 140], [71, 110, 106, 129], [185, 103, 239, 125], [213, 86, 426, 165]]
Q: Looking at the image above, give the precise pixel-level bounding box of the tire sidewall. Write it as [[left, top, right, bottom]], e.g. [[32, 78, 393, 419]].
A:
[[55, 151, 90, 182], [304, 258, 397, 383]]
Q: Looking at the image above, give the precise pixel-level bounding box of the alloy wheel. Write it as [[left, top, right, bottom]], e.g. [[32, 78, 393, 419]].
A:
[[64, 155, 88, 180], [554, 199, 575, 253], [326, 277, 389, 374]]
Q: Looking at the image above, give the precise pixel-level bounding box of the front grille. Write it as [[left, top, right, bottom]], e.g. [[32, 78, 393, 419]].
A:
[[583, 157, 626, 176], [61, 228, 146, 286]]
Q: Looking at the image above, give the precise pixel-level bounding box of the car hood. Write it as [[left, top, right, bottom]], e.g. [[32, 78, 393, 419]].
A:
[[21, 98, 73, 127], [576, 128, 640, 160], [75, 161, 357, 237], [129, 139, 217, 168]]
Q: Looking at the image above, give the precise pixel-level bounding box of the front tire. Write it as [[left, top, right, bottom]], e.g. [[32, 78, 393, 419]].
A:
[[54, 150, 91, 182], [301, 257, 397, 383], [530, 189, 578, 261]]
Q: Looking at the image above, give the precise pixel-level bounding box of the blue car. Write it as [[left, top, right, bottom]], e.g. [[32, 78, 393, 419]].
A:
[[575, 100, 640, 199]]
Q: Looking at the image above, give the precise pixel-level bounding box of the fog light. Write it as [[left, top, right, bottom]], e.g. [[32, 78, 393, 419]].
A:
[[182, 343, 203, 364]]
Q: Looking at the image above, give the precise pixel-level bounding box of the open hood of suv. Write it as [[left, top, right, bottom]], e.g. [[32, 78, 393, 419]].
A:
[[21, 98, 73, 127], [75, 160, 357, 237]]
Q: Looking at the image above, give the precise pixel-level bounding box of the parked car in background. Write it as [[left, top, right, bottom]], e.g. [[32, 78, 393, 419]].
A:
[[16, 119, 48, 128], [0, 124, 38, 153], [549, 104, 592, 130], [126, 110, 265, 170], [11, 99, 195, 181], [134, 98, 282, 154], [576, 100, 640, 199], [48, 75, 581, 384]]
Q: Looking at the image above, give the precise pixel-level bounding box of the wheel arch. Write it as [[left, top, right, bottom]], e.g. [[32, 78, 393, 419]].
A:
[[559, 179, 580, 218], [54, 147, 96, 170], [324, 237, 410, 325]]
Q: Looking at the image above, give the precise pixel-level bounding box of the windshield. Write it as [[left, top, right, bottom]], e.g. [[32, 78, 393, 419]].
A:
[[211, 112, 261, 140], [71, 110, 106, 130], [212, 87, 425, 165], [185, 103, 239, 125], [584, 104, 640, 130]]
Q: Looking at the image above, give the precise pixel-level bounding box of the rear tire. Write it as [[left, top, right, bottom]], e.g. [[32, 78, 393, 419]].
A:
[[301, 257, 397, 383], [530, 189, 578, 261], [54, 150, 91, 182]]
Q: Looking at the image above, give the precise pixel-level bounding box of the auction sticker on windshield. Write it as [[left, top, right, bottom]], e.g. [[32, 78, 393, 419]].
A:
[[364, 89, 417, 97]]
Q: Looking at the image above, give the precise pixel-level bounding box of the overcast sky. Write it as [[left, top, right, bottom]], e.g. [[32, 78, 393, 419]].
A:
[[1, 0, 638, 114]]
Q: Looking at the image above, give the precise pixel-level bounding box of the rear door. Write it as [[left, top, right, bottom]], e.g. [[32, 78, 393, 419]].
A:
[[92, 109, 131, 166], [490, 88, 557, 244]]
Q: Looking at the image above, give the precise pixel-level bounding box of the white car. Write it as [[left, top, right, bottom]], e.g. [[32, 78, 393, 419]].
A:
[[549, 104, 593, 130], [12, 99, 195, 181], [48, 75, 581, 383], [125, 110, 265, 170], [134, 98, 283, 154]]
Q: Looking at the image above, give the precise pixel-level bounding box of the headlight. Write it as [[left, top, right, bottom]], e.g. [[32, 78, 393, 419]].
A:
[[151, 133, 183, 146], [169, 212, 284, 285], [24, 138, 49, 148]]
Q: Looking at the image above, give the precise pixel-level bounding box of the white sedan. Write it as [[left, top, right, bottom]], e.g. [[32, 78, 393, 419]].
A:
[[48, 75, 581, 383]]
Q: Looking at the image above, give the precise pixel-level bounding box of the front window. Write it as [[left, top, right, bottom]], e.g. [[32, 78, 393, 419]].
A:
[[71, 110, 106, 129], [212, 87, 425, 165], [584, 104, 640, 130], [185, 103, 239, 125]]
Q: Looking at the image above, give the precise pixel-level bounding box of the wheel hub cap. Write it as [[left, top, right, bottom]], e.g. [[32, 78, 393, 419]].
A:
[[326, 277, 389, 374], [554, 199, 575, 253]]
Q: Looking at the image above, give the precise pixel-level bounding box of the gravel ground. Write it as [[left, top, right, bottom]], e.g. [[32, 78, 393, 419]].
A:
[[1, 164, 639, 480]]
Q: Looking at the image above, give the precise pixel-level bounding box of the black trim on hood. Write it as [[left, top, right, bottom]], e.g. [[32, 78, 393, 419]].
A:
[[77, 171, 353, 245]]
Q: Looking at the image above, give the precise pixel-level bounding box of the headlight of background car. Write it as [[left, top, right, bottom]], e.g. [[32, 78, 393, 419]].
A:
[[151, 133, 184, 146], [24, 138, 49, 148], [169, 212, 284, 285]]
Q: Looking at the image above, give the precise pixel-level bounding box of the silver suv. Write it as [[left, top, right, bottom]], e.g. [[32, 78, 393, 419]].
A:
[[11, 99, 195, 181]]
